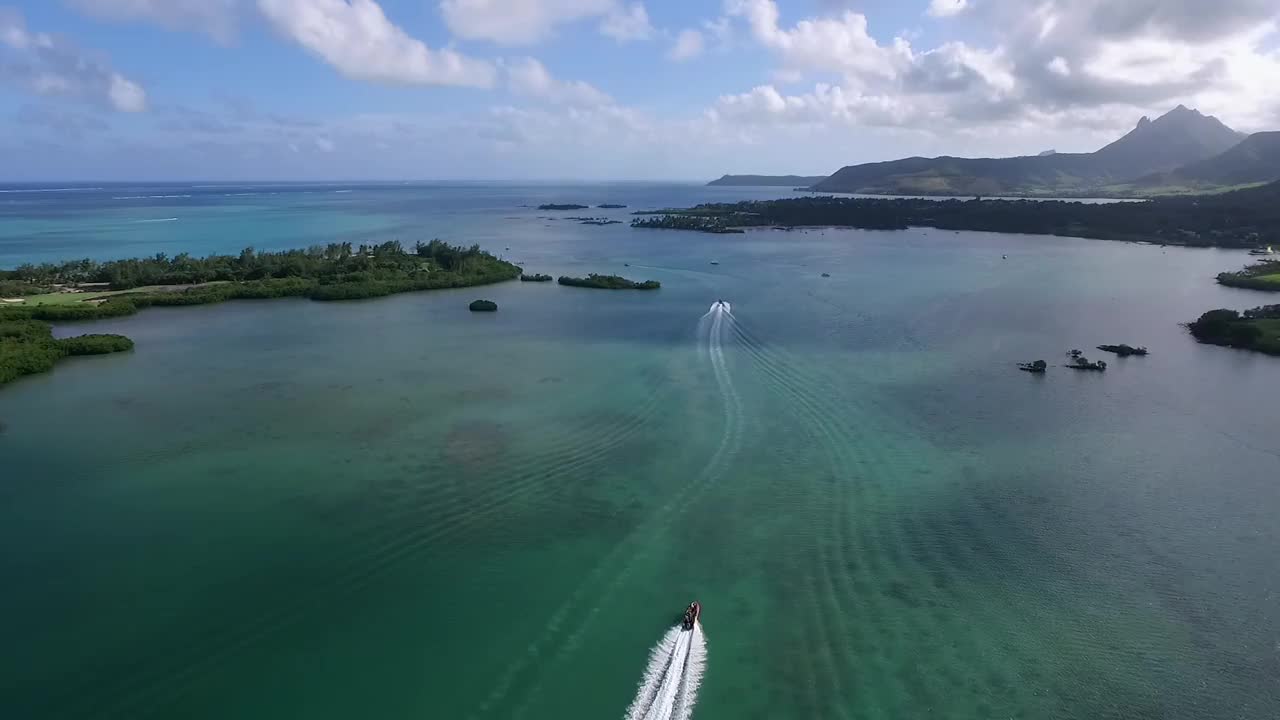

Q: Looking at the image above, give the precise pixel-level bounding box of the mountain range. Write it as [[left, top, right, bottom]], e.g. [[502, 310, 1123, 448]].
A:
[[711, 106, 1278, 198]]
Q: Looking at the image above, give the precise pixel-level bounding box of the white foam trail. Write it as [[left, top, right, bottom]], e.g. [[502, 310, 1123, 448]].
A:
[[624, 625, 707, 720], [624, 626, 683, 720], [133, 217, 178, 223], [672, 624, 707, 720], [707, 308, 743, 475]]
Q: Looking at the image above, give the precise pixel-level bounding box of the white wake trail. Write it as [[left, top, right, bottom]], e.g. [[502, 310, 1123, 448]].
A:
[[672, 624, 707, 720], [623, 625, 707, 720]]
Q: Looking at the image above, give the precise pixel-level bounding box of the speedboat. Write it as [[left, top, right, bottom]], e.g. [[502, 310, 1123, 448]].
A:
[[682, 601, 701, 630]]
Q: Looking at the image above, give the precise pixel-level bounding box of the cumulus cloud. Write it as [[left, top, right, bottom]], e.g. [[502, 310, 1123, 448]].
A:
[[716, 0, 1280, 136], [258, 0, 495, 87], [668, 29, 705, 61], [599, 2, 652, 42], [66, 0, 240, 43], [440, 0, 651, 45], [504, 57, 611, 105], [0, 8, 147, 111], [926, 0, 969, 18]]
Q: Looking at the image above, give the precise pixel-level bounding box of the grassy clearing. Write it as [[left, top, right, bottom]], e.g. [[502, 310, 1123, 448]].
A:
[[1252, 319, 1280, 354], [14, 282, 232, 306]]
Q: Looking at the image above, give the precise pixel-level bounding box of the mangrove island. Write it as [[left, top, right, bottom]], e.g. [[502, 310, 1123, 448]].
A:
[[469, 299, 498, 312], [538, 204, 590, 211], [0, 240, 519, 388], [1, 319, 133, 386], [629, 180, 1280, 248], [1097, 344, 1149, 356], [1187, 305, 1280, 356], [557, 274, 661, 290], [521, 273, 553, 282]]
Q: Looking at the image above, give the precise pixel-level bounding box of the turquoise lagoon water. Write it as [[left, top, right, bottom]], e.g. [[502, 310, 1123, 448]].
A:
[[1, 183, 1278, 720]]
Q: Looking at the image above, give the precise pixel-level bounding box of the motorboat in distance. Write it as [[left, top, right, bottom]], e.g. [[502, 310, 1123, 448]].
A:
[[682, 601, 701, 631]]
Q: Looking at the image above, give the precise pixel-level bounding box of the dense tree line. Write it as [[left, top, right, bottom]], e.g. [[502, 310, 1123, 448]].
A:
[[557, 274, 660, 290], [634, 180, 1280, 248], [0, 241, 520, 323], [0, 239, 513, 292], [0, 320, 133, 386]]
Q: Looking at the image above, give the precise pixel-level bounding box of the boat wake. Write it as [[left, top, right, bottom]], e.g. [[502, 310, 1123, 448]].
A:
[[624, 624, 707, 720], [697, 301, 740, 479]]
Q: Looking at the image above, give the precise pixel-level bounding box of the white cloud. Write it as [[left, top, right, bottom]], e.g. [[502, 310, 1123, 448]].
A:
[[927, 0, 969, 18], [258, 0, 495, 87], [726, 0, 911, 86], [715, 0, 1280, 138], [108, 72, 147, 112], [0, 8, 148, 112], [440, 0, 651, 45], [668, 28, 705, 61], [599, 2, 652, 42], [504, 57, 611, 105], [66, 0, 240, 43]]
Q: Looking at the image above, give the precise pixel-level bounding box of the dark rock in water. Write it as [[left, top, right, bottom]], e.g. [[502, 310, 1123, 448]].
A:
[[1018, 360, 1047, 373], [469, 299, 498, 312], [1097, 343, 1148, 356], [538, 203, 589, 211], [821, 273, 831, 277]]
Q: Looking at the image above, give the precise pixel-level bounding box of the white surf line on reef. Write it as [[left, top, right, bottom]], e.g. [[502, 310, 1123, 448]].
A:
[[624, 624, 707, 720]]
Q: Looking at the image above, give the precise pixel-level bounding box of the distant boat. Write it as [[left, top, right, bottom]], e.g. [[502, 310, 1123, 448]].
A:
[[1249, 245, 1274, 256], [710, 261, 719, 265]]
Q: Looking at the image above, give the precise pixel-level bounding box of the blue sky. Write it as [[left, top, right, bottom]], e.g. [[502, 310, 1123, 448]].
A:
[[1, 0, 1277, 180]]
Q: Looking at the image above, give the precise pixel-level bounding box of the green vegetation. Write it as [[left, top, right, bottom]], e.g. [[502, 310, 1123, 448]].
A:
[[0, 240, 520, 323], [521, 273, 553, 282], [632, 215, 746, 233], [557, 274, 660, 290], [469, 299, 498, 312], [597, 204, 627, 209], [1097, 344, 1148, 356], [1, 319, 133, 386], [633, 181, 1280, 248], [0, 241, 519, 389], [538, 204, 589, 211], [1217, 260, 1280, 291], [1187, 305, 1280, 355]]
